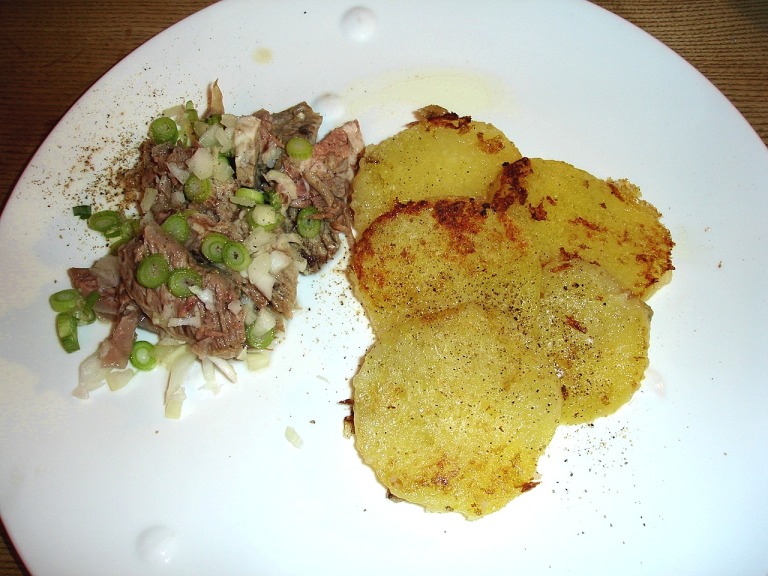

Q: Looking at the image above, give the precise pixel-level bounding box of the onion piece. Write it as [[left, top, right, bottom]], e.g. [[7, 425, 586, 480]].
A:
[[264, 169, 298, 200], [187, 147, 215, 180], [167, 162, 190, 184], [285, 426, 304, 448], [140, 187, 158, 213], [164, 349, 196, 419], [252, 307, 277, 335], [213, 154, 233, 181], [189, 285, 215, 310], [73, 351, 111, 399], [247, 252, 275, 300], [106, 368, 135, 392], [270, 250, 293, 275], [209, 356, 238, 383], [246, 350, 270, 371]]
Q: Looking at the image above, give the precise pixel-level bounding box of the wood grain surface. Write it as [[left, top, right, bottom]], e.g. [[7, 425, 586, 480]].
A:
[[1, 1, 766, 574]]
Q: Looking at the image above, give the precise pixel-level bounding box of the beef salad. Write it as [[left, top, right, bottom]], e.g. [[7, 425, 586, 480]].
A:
[[50, 83, 364, 417]]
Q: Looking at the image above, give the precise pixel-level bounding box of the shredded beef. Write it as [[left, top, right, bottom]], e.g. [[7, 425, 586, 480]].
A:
[[118, 222, 248, 359]]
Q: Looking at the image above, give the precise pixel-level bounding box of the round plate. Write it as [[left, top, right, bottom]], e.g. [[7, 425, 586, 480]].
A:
[[1, 1, 767, 574]]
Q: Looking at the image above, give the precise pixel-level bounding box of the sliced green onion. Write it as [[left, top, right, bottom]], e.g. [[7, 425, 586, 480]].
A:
[[161, 213, 191, 244], [72, 301, 97, 326], [205, 113, 222, 125], [234, 187, 265, 206], [130, 340, 157, 371], [264, 190, 283, 211], [184, 174, 212, 203], [84, 290, 100, 309], [136, 254, 170, 288], [55, 312, 80, 353], [201, 232, 229, 263], [246, 324, 275, 349], [167, 268, 202, 298], [103, 223, 125, 239], [184, 101, 199, 124], [72, 205, 92, 219], [296, 206, 321, 238], [87, 210, 121, 233], [285, 137, 314, 161], [77, 290, 100, 325], [49, 289, 81, 313], [222, 241, 251, 272], [150, 116, 179, 144]]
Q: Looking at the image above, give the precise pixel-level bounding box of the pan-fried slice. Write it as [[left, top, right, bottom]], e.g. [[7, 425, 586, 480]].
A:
[[353, 303, 562, 520], [490, 157, 674, 300], [538, 259, 652, 424], [348, 197, 541, 336], [351, 106, 522, 233]]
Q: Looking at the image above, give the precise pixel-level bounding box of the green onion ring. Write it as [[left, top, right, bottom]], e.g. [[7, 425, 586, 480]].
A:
[[136, 254, 170, 289], [167, 268, 202, 298], [296, 206, 322, 238], [246, 324, 275, 350], [55, 312, 80, 353], [161, 213, 191, 244], [130, 340, 157, 371], [222, 241, 251, 272], [201, 232, 229, 263]]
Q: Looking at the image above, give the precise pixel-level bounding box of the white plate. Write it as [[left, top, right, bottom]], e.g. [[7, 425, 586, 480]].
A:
[[1, 1, 767, 574]]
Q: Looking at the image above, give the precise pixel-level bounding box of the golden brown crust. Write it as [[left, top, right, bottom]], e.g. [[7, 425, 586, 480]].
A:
[[489, 157, 674, 300]]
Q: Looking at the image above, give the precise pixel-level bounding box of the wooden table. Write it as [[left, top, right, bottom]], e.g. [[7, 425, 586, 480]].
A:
[[0, 1, 766, 574]]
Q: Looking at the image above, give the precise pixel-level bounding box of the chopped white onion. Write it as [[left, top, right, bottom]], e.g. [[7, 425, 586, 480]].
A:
[[270, 249, 293, 275], [201, 356, 217, 385], [209, 356, 238, 383], [106, 368, 135, 392], [167, 162, 189, 184], [162, 104, 185, 118], [220, 113, 237, 130], [247, 252, 275, 300], [73, 350, 111, 399], [167, 315, 201, 328], [245, 227, 274, 253], [197, 124, 220, 148], [213, 155, 234, 182], [215, 125, 233, 153], [164, 349, 196, 419], [187, 147, 215, 180], [140, 187, 158, 213], [246, 350, 270, 371], [252, 307, 277, 335], [189, 285, 215, 310], [285, 426, 304, 448]]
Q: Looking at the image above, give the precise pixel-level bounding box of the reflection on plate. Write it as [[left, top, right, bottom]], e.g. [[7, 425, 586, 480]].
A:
[[1, 1, 767, 575]]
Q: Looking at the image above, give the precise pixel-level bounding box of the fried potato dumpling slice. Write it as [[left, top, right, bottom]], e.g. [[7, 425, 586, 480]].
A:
[[490, 157, 674, 300], [348, 197, 541, 336], [351, 106, 522, 233], [538, 259, 652, 424], [353, 303, 562, 519]]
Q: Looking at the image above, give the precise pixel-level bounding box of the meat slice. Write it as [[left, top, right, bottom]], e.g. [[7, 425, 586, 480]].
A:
[[68, 255, 121, 318], [234, 115, 261, 187], [270, 102, 323, 145], [119, 222, 247, 359], [99, 294, 140, 368], [302, 120, 365, 235]]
